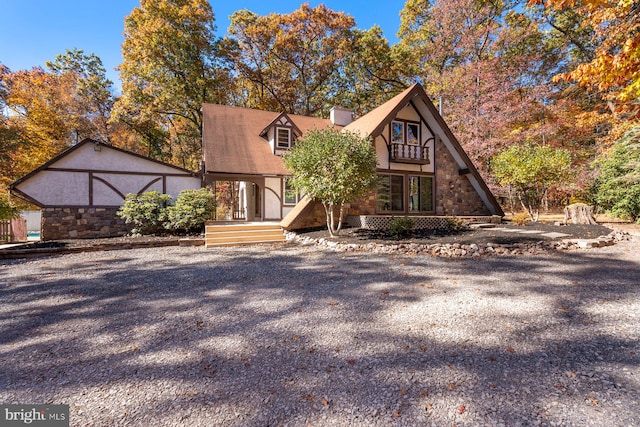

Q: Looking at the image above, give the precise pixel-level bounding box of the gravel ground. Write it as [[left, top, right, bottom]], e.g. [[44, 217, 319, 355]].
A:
[[1, 236, 639, 426]]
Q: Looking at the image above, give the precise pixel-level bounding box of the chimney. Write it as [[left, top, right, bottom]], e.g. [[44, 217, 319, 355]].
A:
[[330, 106, 352, 126]]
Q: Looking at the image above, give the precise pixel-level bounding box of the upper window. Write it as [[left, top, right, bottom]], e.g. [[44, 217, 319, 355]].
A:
[[276, 127, 291, 149], [391, 121, 404, 144], [407, 123, 419, 145], [391, 120, 420, 145]]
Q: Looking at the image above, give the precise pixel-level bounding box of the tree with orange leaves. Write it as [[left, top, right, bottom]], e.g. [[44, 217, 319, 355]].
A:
[[530, 0, 639, 117]]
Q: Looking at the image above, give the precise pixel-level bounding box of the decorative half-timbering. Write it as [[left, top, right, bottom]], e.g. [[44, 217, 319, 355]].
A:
[[201, 83, 503, 229], [10, 139, 200, 239]]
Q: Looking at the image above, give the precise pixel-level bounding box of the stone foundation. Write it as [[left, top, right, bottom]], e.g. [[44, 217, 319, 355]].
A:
[[42, 207, 132, 240]]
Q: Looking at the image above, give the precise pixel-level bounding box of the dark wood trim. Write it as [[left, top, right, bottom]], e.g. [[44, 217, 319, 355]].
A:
[[9, 138, 197, 191], [89, 171, 94, 206], [137, 177, 162, 195], [409, 99, 436, 137], [92, 176, 126, 200], [46, 167, 194, 177], [9, 187, 44, 208], [162, 176, 167, 194]]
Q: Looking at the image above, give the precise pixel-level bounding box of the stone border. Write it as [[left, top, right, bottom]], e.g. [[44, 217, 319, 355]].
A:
[[284, 229, 631, 257]]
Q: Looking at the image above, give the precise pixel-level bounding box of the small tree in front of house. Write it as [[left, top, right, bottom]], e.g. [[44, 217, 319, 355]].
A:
[[0, 193, 20, 221], [284, 128, 377, 236], [491, 143, 573, 222]]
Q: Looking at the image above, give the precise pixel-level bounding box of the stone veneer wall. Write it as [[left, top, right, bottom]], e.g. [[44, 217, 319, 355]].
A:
[[289, 201, 337, 230], [348, 138, 492, 217], [41, 207, 132, 240], [434, 140, 490, 216]]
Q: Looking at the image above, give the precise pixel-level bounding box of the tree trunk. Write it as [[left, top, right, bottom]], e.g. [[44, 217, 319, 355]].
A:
[[564, 203, 597, 225]]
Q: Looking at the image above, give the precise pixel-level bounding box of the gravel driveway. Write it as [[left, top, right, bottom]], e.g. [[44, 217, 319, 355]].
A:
[[1, 237, 639, 426]]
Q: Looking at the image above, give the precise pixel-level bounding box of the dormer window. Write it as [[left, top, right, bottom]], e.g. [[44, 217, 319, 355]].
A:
[[276, 127, 291, 149]]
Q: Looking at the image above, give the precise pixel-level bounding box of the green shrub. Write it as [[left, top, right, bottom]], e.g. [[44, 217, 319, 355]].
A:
[[166, 188, 216, 233], [117, 190, 172, 235], [593, 126, 640, 223], [389, 216, 414, 237], [0, 193, 20, 221]]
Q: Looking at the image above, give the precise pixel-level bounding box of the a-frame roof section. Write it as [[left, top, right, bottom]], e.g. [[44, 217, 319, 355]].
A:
[[344, 84, 419, 138], [259, 112, 303, 139], [346, 83, 504, 217]]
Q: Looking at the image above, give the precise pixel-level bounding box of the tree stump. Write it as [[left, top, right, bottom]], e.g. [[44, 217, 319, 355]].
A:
[[564, 203, 597, 225]]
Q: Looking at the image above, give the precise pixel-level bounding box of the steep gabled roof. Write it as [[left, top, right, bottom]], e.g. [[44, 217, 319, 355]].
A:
[[202, 104, 334, 176], [344, 84, 419, 138], [346, 84, 504, 216]]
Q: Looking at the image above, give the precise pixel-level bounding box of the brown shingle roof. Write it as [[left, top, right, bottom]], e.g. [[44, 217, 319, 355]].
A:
[[202, 104, 334, 176], [344, 84, 419, 137]]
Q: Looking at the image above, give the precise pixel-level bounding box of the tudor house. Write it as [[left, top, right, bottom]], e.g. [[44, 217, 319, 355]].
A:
[[202, 83, 503, 230]]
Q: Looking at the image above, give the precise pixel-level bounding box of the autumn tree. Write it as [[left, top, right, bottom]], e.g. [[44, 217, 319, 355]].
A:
[[0, 50, 118, 191], [226, 4, 357, 117], [283, 128, 377, 236], [46, 48, 116, 143], [1, 65, 81, 187], [114, 0, 231, 169], [530, 0, 639, 117], [491, 143, 573, 221], [340, 26, 410, 116], [398, 0, 555, 172]]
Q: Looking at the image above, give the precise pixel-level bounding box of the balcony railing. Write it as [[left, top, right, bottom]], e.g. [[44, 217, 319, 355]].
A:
[[390, 143, 430, 165]]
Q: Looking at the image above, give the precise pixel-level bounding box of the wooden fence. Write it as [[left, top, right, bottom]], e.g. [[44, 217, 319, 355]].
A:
[[0, 220, 10, 242], [0, 218, 27, 242]]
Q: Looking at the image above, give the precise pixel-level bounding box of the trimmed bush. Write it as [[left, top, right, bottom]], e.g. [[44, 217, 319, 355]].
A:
[[117, 191, 172, 235], [166, 188, 216, 233]]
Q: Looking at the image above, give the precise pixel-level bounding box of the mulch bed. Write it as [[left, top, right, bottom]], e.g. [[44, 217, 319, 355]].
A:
[[0, 222, 618, 259], [297, 222, 615, 246]]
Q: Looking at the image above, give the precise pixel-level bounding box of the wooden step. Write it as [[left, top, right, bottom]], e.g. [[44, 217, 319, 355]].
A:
[[204, 222, 286, 248]]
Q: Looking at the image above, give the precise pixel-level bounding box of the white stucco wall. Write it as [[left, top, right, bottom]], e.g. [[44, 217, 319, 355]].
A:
[[53, 142, 187, 174], [264, 177, 282, 219], [14, 142, 200, 207], [18, 171, 89, 206], [376, 104, 435, 174]]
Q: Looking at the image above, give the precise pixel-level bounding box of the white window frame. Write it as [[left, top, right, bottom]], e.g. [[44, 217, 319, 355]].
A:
[[391, 121, 404, 144], [276, 127, 291, 149], [283, 177, 299, 205], [407, 122, 420, 145]]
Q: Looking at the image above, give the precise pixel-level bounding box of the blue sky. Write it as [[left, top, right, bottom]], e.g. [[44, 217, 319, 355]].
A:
[[2, 1, 406, 91]]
